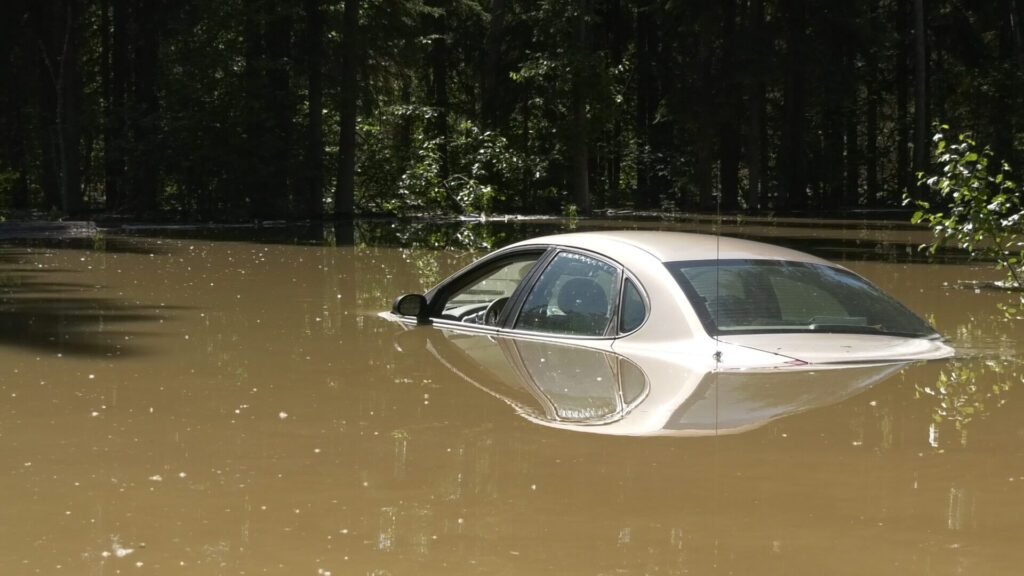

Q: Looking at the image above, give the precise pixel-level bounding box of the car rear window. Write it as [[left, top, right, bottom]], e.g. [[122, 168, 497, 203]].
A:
[[665, 259, 938, 338]]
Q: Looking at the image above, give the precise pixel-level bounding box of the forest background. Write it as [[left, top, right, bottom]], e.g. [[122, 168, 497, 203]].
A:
[[1, 0, 1022, 221]]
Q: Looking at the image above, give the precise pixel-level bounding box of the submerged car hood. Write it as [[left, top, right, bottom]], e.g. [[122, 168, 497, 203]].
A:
[[717, 333, 954, 364]]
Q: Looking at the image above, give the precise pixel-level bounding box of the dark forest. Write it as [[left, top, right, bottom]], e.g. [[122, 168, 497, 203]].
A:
[[2, 0, 1022, 220]]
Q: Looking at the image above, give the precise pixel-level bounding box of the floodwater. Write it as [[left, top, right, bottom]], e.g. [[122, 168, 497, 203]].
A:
[[1, 219, 1022, 575]]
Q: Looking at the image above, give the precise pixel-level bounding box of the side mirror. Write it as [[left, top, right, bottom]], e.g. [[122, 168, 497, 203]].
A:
[[392, 293, 429, 321]]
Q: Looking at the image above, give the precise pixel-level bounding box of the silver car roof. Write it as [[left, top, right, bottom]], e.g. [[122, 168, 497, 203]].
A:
[[508, 230, 834, 265]]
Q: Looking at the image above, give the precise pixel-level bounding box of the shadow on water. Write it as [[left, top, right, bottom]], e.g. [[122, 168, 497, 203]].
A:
[[0, 212, 975, 266], [0, 235, 176, 256], [0, 247, 182, 358], [111, 221, 362, 247]]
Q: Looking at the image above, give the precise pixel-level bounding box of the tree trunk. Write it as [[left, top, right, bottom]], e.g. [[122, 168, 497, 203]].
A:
[[396, 77, 413, 171], [912, 0, 928, 186], [1, 2, 31, 211], [896, 0, 910, 202], [261, 3, 292, 218], [992, 0, 1017, 165], [570, 2, 591, 213], [106, 0, 128, 211], [1013, 0, 1024, 71], [634, 0, 661, 210], [130, 0, 161, 216], [33, 0, 84, 215], [429, 0, 451, 188], [62, 0, 83, 215], [696, 28, 715, 211], [604, 0, 625, 206], [240, 0, 265, 215], [480, 0, 507, 130], [303, 0, 325, 220], [744, 0, 767, 212], [843, 50, 860, 208], [823, 100, 842, 211], [718, 0, 740, 212], [839, 6, 859, 209], [100, 0, 116, 209], [778, 0, 807, 211], [865, 0, 881, 206], [5, 93, 31, 210], [333, 0, 359, 219]]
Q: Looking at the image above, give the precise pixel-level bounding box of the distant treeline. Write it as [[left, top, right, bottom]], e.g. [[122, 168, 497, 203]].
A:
[[1, 0, 1022, 220]]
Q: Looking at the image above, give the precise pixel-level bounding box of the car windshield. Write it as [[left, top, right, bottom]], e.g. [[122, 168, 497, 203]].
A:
[[666, 259, 938, 338]]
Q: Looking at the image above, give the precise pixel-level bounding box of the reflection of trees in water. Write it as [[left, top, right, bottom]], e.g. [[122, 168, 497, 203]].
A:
[[908, 350, 1019, 546], [353, 220, 545, 252], [998, 293, 1024, 321], [1, 236, 174, 256], [917, 290, 1022, 449], [921, 286, 1024, 448], [915, 358, 1018, 447]]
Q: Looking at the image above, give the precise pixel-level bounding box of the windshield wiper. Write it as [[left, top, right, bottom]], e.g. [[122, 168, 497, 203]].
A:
[[808, 323, 883, 333], [807, 323, 927, 338]]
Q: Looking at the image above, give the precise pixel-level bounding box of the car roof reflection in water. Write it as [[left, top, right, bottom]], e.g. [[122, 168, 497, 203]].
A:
[[408, 328, 911, 437]]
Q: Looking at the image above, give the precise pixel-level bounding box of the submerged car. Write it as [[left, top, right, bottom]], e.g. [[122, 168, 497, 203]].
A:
[[389, 231, 954, 370]]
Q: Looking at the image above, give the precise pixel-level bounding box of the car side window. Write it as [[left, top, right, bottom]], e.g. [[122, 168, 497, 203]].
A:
[[439, 255, 541, 325], [619, 277, 647, 333], [514, 251, 618, 337]]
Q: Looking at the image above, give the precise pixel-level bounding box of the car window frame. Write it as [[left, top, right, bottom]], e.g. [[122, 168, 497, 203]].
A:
[[617, 273, 649, 335], [504, 247, 624, 339], [425, 246, 554, 327]]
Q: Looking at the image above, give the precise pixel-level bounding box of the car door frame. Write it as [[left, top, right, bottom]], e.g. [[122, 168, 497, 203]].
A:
[[496, 246, 626, 339], [423, 245, 556, 330], [423, 244, 632, 341]]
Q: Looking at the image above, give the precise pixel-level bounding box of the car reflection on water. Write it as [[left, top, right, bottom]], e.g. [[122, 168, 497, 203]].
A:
[[397, 327, 913, 436]]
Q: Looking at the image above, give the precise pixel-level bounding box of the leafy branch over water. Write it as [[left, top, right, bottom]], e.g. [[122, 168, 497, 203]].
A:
[[907, 126, 1024, 290]]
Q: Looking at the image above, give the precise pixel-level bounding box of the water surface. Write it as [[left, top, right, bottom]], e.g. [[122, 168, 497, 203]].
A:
[[1, 220, 1022, 575]]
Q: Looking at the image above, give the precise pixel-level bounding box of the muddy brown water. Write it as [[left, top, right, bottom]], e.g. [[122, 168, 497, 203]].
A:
[[1, 220, 1023, 575]]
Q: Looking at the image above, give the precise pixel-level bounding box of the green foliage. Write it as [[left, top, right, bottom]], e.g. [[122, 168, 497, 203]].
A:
[[908, 126, 1024, 288], [6, 0, 1024, 218], [395, 135, 449, 212], [999, 294, 1024, 320], [358, 108, 527, 216], [448, 122, 526, 214]]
